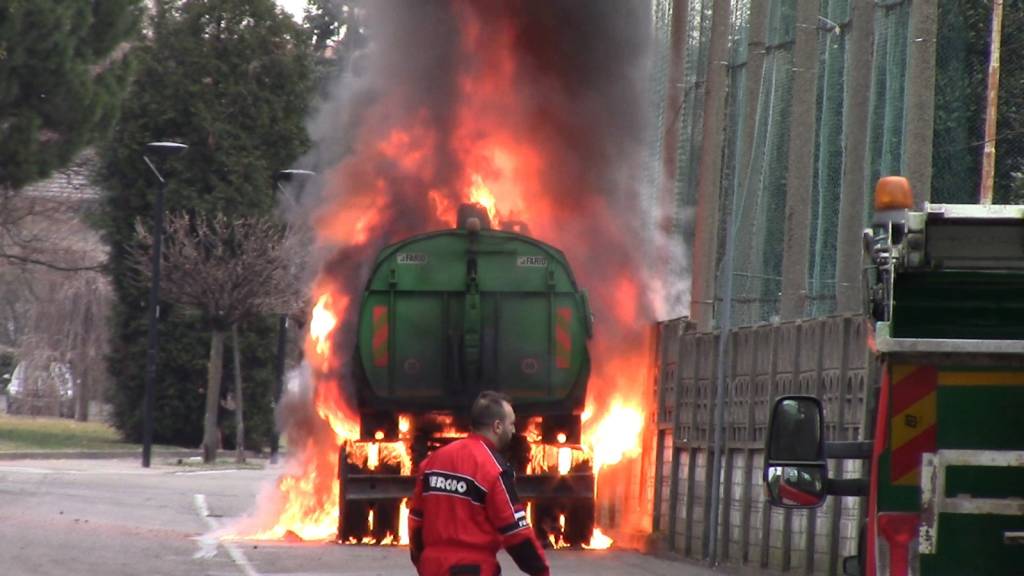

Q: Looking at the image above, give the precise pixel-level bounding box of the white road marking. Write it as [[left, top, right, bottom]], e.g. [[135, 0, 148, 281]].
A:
[[0, 466, 61, 474], [193, 493, 260, 576], [176, 469, 241, 476], [0, 465, 154, 475]]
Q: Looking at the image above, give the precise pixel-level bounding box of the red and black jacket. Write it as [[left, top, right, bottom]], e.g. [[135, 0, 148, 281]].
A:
[[409, 434, 550, 576]]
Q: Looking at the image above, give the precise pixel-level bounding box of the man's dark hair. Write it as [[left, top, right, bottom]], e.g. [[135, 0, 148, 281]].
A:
[[470, 391, 511, 430]]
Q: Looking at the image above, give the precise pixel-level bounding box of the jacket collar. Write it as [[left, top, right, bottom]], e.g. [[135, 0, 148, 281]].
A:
[[470, 432, 497, 450]]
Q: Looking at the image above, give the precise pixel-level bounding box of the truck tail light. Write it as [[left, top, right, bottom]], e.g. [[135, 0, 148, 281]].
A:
[[877, 512, 920, 576]]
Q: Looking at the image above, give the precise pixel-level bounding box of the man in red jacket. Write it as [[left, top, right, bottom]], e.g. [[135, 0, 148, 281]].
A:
[[409, 391, 551, 576]]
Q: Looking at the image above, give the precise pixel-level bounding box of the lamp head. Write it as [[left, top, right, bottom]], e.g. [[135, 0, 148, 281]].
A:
[[144, 142, 189, 158], [274, 169, 316, 185]]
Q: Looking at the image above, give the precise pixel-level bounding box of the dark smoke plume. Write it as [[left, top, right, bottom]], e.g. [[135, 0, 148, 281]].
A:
[[280, 0, 678, 506]]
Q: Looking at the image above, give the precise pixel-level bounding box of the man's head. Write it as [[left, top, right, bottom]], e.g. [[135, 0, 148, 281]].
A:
[[470, 391, 516, 450]]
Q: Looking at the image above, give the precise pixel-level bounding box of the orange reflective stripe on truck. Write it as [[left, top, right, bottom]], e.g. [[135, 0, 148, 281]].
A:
[[372, 305, 389, 367], [889, 365, 937, 486], [555, 307, 572, 369], [937, 371, 1024, 386]]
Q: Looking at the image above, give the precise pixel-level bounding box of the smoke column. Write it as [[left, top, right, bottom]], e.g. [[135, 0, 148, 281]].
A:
[[249, 0, 690, 545]]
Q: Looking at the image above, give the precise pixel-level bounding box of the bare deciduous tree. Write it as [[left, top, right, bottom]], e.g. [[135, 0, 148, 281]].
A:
[[2, 155, 112, 419], [15, 272, 112, 420], [129, 212, 305, 463]]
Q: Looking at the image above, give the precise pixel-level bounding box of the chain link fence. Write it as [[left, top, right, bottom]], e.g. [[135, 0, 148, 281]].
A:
[[640, 1, 1019, 574], [652, 315, 876, 574], [647, 0, 1022, 324]]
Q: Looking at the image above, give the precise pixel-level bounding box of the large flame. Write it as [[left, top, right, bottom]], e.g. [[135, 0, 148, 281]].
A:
[[310, 294, 339, 361], [469, 174, 498, 224], [222, 1, 658, 551], [585, 399, 645, 480]]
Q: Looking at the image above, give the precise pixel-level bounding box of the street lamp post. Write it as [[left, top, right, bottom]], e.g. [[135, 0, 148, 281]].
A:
[[141, 141, 188, 468], [270, 169, 315, 465]]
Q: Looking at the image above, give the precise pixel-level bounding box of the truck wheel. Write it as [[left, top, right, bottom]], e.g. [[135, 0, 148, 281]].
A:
[[563, 500, 594, 547], [340, 501, 370, 542], [531, 502, 558, 548], [373, 499, 401, 542]]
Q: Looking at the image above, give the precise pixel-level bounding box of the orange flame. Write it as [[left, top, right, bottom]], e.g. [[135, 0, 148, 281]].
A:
[[367, 442, 380, 470], [221, 2, 659, 552], [399, 498, 410, 545], [582, 527, 614, 550], [310, 294, 339, 359], [468, 174, 498, 224], [557, 447, 572, 476], [585, 399, 644, 477]]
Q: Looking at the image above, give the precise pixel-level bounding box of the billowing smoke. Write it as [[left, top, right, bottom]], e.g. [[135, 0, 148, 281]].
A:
[[298, 0, 670, 372], [254, 0, 689, 544]]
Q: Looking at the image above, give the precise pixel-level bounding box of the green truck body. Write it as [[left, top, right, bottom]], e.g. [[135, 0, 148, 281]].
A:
[[353, 224, 592, 420], [765, 194, 1024, 575], [867, 203, 1024, 575], [339, 209, 597, 546]]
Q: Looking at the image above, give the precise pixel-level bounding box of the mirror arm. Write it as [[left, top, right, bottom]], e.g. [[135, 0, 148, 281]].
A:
[[824, 441, 873, 459], [825, 477, 868, 497]]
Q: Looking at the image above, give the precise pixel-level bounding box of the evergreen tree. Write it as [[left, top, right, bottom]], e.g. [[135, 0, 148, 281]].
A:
[[302, 0, 367, 90], [0, 0, 143, 189], [99, 0, 313, 448]]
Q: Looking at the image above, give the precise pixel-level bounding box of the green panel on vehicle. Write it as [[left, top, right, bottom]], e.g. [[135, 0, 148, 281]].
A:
[[356, 227, 590, 409], [392, 293, 446, 396], [918, 514, 1023, 576], [945, 466, 1024, 500], [892, 271, 1024, 339], [496, 295, 550, 397], [878, 364, 1024, 574], [937, 386, 1024, 450]]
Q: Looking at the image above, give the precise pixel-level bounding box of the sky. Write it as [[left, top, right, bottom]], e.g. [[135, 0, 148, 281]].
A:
[[276, 0, 305, 20]]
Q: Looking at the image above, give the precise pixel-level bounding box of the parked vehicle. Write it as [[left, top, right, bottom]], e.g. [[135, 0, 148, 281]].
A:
[[339, 204, 596, 546], [763, 177, 1024, 575]]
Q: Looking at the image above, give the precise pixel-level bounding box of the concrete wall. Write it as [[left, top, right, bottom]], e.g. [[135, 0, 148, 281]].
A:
[[651, 316, 875, 574]]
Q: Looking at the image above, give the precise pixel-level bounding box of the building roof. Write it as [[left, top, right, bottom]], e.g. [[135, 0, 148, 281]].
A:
[[19, 149, 103, 202]]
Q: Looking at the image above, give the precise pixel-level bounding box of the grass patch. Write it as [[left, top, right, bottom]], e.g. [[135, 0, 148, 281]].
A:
[[0, 414, 133, 452]]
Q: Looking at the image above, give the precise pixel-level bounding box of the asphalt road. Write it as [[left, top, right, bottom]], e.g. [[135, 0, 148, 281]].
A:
[[0, 457, 723, 576]]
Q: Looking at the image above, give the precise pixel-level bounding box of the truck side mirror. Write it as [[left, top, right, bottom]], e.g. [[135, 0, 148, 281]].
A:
[[765, 465, 826, 507], [764, 395, 827, 509]]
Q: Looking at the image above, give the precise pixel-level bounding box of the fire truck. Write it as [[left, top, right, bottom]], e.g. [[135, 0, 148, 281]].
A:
[[763, 177, 1024, 575], [338, 204, 596, 546]]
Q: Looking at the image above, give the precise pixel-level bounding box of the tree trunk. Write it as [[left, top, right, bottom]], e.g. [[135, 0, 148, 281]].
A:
[[231, 323, 245, 464], [74, 374, 89, 422], [202, 329, 225, 463]]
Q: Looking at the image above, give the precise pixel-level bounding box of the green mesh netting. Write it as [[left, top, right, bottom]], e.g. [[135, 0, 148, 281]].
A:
[[932, 0, 1024, 205], [649, 0, 1017, 326], [809, 0, 849, 317]]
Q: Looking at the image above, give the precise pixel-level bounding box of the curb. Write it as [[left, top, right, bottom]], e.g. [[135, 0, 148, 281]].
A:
[[0, 448, 284, 462], [0, 449, 202, 461]]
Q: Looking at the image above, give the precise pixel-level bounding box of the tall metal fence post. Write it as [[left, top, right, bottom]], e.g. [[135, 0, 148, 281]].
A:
[[691, 0, 732, 332], [779, 0, 822, 320], [705, 0, 743, 559], [733, 0, 770, 326], [664, 0, 690, 213], [836, 0, 875, 314], [905, 0, 939, 205]]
